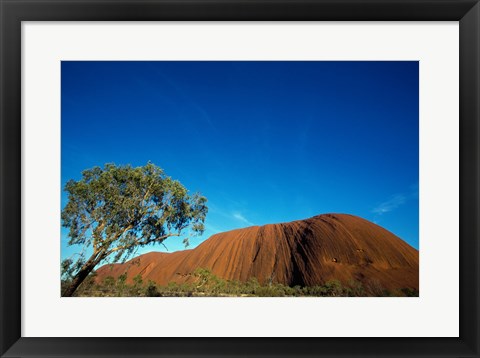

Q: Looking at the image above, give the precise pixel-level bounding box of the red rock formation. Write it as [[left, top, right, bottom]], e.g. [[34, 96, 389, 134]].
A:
[[95, 214, 419, 290]]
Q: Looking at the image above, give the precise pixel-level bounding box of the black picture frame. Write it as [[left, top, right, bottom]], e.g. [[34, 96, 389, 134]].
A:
[[1, 1, 479, 357]]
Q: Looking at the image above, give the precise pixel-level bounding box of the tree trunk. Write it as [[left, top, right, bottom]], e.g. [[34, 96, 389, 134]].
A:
[[62, 251, 105, 297]]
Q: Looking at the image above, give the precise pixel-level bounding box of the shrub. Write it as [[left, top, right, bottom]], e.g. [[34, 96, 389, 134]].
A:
[[81, 267, 416, 297], [116, 273, 128, 295], [347, 279, 366, 297], [103, 276, 116, 290], [323, 280, 346, 297], [401, 288, 419, 297], [145, 280, 161, 297]]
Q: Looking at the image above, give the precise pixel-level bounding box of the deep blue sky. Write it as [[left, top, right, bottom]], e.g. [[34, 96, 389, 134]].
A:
[[61, 61, 419, 261]]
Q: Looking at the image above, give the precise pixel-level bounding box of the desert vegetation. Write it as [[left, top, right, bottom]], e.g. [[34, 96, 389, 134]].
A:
[[63, 268, 419, 298]]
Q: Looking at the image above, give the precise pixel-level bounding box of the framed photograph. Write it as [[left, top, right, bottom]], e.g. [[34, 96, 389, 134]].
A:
[[1, 0, 478, 357]]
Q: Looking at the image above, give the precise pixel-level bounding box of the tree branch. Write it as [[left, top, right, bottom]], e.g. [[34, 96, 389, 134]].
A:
[[105, 232, 180, 256], [92, 221, 105, 253], [142, 233, 180, 246]]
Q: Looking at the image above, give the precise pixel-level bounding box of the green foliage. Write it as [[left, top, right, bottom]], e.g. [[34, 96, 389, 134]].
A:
[[133, 274, 143, 287], [347, 279, 366, 297], [61, 162, 208, 296], [116, 273, 128, 295], [103, 276, 115, 289], [70, 268, 419, 298], [401, 287, 419, 297], [130, 275, 148, 296], [245, 277, 261, 294], [145, 280, 161, 297], [61, 258, 84, 281], [323, 280, 347, 297]]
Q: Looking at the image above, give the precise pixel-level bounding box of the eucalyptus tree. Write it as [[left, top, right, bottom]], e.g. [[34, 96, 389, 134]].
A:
[[61, 162, 207, 297]]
